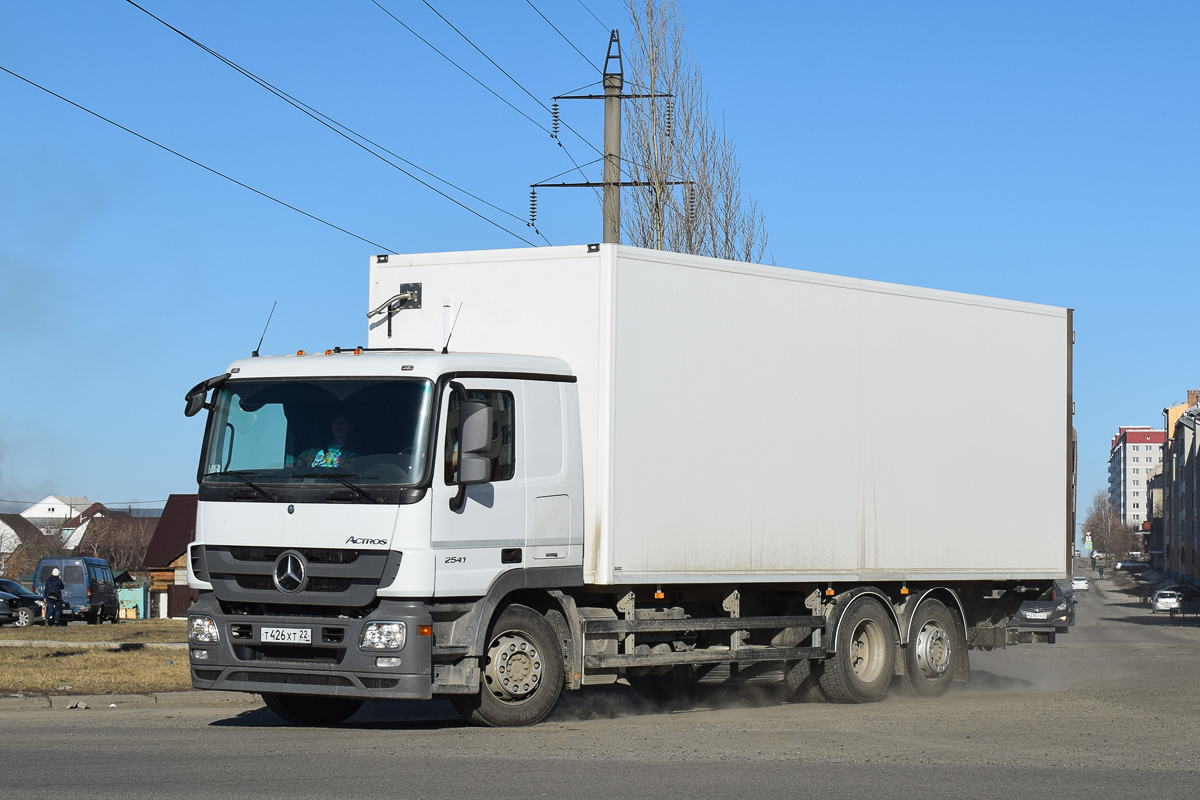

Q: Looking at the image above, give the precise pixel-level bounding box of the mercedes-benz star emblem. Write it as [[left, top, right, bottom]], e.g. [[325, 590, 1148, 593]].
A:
[[273, 552, 305, 594]]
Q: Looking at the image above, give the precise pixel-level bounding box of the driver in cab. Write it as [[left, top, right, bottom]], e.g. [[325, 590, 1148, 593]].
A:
[[295, 413, 356, 468]]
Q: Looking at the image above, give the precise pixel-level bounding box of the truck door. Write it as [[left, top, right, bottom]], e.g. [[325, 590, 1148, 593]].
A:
[[430, 379, 526, 596], [522, 380, 573, 561]]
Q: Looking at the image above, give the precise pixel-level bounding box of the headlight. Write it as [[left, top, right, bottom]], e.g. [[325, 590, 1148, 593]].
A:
[[189, 616, 220, 644], [1056, 603, 1068, 611], [35, 600, 44, 607], [359, 621, 406, 651]]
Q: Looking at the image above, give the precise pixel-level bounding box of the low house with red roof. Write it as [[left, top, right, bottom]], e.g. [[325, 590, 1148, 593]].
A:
[[142, 494, 198, 618]]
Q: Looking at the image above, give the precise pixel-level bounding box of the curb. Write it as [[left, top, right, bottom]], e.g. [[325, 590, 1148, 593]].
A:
[[0, 640, 188, 650], [0, 691, 259, 711]]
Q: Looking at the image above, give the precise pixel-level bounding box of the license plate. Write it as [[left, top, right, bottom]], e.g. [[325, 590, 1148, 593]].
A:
[[261, 627, 312, 644], [1026, 611, 1050, 620]]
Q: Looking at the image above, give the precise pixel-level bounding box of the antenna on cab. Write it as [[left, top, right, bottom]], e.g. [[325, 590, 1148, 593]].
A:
[[442, 303, 463, 354], [252, 301, 277, 358]]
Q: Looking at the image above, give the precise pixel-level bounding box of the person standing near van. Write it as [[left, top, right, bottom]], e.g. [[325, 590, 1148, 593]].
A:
[[43, 568, 64, 627]]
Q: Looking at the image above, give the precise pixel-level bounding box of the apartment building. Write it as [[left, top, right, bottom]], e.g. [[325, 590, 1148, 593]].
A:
[[1108, 426, 1165, 527]]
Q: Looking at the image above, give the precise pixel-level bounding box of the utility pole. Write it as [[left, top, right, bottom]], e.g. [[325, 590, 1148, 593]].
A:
[[530, 31, 684, 245], [602, 34, 623, 243]]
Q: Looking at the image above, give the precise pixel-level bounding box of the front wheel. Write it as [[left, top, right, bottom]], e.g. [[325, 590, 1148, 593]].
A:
[[819, 596, 896, 704], [261, 693, 364, 726], [900, 598, 958, 698], [15, 607, 33, 628], [451, 604, 564, 727]]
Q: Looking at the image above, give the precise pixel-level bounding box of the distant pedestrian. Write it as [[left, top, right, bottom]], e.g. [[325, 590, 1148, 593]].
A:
[[43, 568, 64, 627]]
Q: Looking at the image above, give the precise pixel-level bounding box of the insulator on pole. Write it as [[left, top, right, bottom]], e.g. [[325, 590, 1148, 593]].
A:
[[529, 188, 538, 225], [551, 101, 560, 139], [665, 100, 673, 141], [686, 185, 695, 221]]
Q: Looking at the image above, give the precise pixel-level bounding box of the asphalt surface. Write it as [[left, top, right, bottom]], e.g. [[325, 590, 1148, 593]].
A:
[[8, 571, 1200, 799]]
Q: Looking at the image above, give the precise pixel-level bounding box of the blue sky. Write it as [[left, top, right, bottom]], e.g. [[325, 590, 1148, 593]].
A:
[[1, 1, 1196, 514]]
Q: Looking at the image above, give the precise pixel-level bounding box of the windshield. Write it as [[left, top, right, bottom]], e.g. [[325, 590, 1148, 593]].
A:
[[201, 378, 433, 486], [0, 580, 36, 597]]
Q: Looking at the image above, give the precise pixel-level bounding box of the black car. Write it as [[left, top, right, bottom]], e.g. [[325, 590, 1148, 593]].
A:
[[0, 578, 44, 627], [1012, 581, 1075, 635], [0, 591, 19, 626]]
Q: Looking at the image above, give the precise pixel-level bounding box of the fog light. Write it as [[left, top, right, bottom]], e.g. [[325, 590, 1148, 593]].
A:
[[189, 616, 220, 644], [360, 621, 406, 650], [191, 649, 210, 660], [375, 656, 402, 667]]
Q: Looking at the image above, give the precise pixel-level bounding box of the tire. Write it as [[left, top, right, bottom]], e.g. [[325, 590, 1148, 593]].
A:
[[785, 659, 827, 702], [15, 607, 33, 628], [819, 596, 896, 704], [261, 693, 364, 726], [451, 604, 564, 727], [900, 598, 957, 698]]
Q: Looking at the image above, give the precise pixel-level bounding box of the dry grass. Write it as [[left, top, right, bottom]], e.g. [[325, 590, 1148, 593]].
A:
[[0, 619, 186, 643], [0, 646, 191, 695]]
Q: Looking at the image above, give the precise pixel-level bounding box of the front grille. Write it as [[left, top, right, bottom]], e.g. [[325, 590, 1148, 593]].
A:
[[361, 677, 399, 689], [227, 546, 361, 564], [307, 577, 353, 593], [193, 669, 222, 681], [236, 575, 274, 591], [226, 671, 353, 687], [233, 644, 345, 665], [231, 624, 253, 640]]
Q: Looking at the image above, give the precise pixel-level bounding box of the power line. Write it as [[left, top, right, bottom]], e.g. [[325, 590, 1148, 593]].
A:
[[576, 0, 610, 32], [525, 0, 603, 76], [124, 0, 541, 247], [0, 65, 396, 251], [369, 0, 553, 137], [410, 0, 602, 198]]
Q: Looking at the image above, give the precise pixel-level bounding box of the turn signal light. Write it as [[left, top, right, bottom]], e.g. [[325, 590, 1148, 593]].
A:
[[418, 625, 432, 637]]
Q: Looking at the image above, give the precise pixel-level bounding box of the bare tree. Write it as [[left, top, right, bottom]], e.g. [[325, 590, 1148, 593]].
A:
[[77, 517, 157, 574], [1083, 490, 1135, 557], [622, 0, 768, 262]]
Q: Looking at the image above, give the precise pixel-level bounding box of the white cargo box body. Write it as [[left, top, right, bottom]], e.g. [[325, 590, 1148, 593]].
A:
[[369, 245, 1071, 586]]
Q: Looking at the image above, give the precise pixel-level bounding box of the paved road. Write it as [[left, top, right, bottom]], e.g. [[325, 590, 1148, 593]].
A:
[[8, 574, 1200, 799]]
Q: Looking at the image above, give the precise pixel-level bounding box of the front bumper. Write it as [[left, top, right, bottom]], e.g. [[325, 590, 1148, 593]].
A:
[[187, 593, 433, 700]]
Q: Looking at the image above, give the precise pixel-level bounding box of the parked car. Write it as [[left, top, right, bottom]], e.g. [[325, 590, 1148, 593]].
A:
[[1152, 590, 1180, 613], [0, 578, 45, 627], [32, 556, 120, 624], [1116, 561, 1149, 574], [0, 591, 19, 625], [1012, 581, 1075, 634], [1071, 576, 1089, 591]]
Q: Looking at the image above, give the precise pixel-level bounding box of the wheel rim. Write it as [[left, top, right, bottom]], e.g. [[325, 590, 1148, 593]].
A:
[[914, 619, 951, 680], [16, 608, 31, 627], [484, 629, 543, 704], [849, 618, 886, 683]]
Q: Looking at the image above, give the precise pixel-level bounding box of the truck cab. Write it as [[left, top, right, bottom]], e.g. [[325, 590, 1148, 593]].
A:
[[186, 349, 583, 714]]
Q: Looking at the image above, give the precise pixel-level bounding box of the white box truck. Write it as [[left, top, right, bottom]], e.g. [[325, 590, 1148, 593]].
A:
[[183, 244, 1074, 726]]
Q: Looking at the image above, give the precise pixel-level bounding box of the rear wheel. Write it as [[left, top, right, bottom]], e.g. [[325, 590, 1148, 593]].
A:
[[451, 604, 564, 727], [261, 693, 364, 726], [819, 596, 895, 704], [901, 598, 957, 698]]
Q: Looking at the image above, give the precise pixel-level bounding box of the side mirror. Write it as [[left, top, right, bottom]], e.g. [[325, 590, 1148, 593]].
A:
[[184, 392, 207, 418], [449, 398, 493, 511], [458, 400, 493, 460], [183, 374, 230, 417]]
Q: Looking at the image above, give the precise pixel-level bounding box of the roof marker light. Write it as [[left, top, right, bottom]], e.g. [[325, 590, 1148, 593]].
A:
[[325, 349, 333, 356], [296, 350, 305, 356]]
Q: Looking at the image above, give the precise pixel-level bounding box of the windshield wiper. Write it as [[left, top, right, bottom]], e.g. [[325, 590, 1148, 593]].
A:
[[293, 472, 382, 504], [215, 470, 276, 502]]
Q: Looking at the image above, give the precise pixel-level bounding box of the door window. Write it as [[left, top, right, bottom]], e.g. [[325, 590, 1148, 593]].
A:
[[445, 390, 516, 484]]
